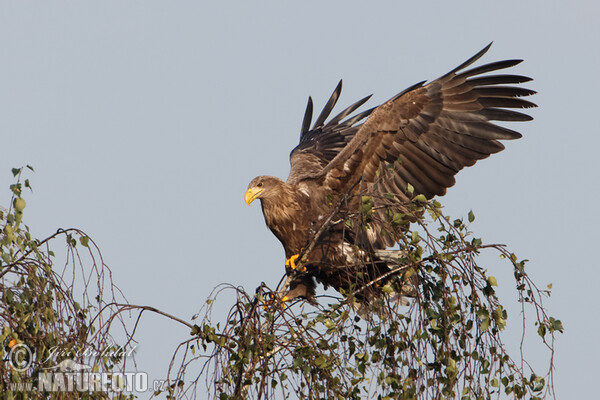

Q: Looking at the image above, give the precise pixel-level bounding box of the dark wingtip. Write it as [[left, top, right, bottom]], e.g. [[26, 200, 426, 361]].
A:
[[445, 43, 494, 78], [327, 93, 373, 126], [301, 96, 314, 135], [313, 80, 343, 128]]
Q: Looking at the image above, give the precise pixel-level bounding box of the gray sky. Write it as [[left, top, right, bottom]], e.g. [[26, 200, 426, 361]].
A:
[[2, 1, 599, 398]]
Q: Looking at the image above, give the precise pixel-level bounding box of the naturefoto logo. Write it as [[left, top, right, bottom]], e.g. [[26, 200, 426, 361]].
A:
[[6, 342, 162, 393], [43, 359, 92, 373]]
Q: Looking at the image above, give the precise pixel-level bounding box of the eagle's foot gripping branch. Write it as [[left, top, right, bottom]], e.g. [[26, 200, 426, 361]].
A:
[[261, 294, 288, 310], [285, 254, 305, 272]]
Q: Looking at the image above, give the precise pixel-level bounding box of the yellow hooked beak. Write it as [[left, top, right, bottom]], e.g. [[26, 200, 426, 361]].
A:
[[244, 187, 264, 205]]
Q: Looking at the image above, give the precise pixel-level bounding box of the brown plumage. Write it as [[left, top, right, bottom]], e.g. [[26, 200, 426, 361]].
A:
[[245, 43, 536, 304]]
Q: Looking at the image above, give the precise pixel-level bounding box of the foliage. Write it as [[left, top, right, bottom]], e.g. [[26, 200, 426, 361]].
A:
[[164, 190, 560, 399], [0, 167, 561, 399], [1, 167, 135, 399]]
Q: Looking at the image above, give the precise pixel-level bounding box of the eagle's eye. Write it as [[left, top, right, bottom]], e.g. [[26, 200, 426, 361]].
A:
[[257, 182, 263, 188]]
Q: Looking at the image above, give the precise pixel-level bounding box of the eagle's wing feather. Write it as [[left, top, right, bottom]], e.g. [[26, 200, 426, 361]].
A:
[[287, 81, 373, 184]]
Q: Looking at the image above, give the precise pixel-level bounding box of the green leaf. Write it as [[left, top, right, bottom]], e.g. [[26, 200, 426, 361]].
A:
[[537, 324, 547, 338], [411, 231, 420, 243], [382, 284, 393, 294], [481, 317, 490, 331], [79, 236, 90, 247], [549, 317, 564, 333], [487, 276, 498, 287], [446, 358, 457, 376], [11, 168, 21, 177], [357, 361, 366, 374], [190, 324, 201, 336], [468, 210, 475, 223], [406, 183, 414, 194], [4, 290, 14, 304], [1, 253, 12, 264], [413, 194, 427, 202], [314, 355, 327, 368], [392, 213, 404, 224]]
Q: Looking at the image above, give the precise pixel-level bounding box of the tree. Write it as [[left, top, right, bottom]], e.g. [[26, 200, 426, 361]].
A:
[[1, 167, 136, 399], [1, 168, 561, 399], [165, 185, 561, 399]]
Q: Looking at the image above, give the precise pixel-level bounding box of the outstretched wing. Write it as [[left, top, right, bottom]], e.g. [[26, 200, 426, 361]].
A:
[[287, 81, 374, 185], [320, 43, 535, 197], [317, 43, 536, 246]]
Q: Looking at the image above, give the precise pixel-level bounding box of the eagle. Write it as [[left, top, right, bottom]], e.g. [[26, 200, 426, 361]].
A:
[[245, 44, 535, 305]]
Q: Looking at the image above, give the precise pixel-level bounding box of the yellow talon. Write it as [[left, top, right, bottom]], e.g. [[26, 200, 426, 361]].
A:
[[262, 296, 288, 310], [285, 254, 300, 270]]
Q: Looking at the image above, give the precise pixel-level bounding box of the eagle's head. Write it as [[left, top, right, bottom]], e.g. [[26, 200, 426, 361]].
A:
[[244, 176, 284, 205]]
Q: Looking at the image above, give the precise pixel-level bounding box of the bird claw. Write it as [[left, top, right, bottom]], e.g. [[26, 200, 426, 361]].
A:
[[285, 254, 299, 269], [285, 254, 304, 271], [262, 296, 288, 310]]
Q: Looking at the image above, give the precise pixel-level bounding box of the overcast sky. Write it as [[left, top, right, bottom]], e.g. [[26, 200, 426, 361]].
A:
[[2, 1, 599, 398]]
